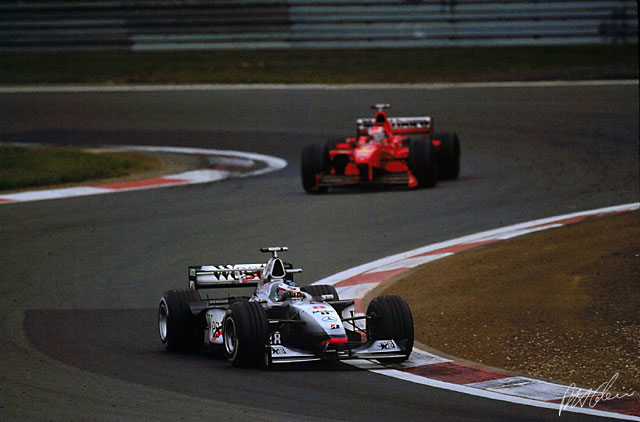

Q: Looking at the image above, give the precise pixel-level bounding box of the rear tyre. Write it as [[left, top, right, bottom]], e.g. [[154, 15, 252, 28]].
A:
[[302, 284, 340, 301], [433, 132, 460, 180], [366, 295, 414, 363], [301, 143, 328, 194], [408, 140, 437, 188], [222, 301, 269, 367], [158, 289, 203, 352]]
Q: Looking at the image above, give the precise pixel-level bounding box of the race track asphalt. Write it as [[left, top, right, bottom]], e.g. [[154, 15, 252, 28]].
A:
[[1, 83, 638, 421]]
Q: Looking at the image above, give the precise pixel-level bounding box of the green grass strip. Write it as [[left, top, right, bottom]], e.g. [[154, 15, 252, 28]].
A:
[[1, 45, 637, 85], [0, 146, 157, 191]]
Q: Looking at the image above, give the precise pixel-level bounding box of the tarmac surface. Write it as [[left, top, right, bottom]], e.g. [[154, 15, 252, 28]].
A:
[[1, 83, 638, 421]]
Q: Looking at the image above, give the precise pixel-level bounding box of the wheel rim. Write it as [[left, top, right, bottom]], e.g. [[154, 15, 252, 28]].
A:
[[158, 301, 168, 342], [224, 317, 237, 356]]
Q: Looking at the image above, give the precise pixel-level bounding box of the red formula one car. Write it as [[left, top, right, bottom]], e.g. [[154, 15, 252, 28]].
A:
[[301, 104, 460, 193]]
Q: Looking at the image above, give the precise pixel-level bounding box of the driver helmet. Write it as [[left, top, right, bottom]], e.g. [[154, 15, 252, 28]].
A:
[[277, 279, 301, 300], [368, 126, 386, 143]]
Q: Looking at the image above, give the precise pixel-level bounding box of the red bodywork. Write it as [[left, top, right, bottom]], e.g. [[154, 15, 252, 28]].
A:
[[323, 107, 433, 188]]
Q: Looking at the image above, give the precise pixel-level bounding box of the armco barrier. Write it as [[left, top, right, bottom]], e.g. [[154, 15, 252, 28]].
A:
[[0, 1, 637, 51]]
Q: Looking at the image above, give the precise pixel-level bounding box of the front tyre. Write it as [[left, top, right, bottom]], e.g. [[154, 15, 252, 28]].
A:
[[158, 289, 203, 352], [366, 295, 414, 363], [408, 140, 437, 188], [222, 301, 269, 367], [301, 143, 328, 194]]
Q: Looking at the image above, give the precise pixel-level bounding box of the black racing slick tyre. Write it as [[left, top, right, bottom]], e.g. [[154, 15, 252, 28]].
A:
[[408, 139, 437, 188], [301, 143, 327, 194], [158, 289, 203, 352], [222, 300, 270, 367], [433, 132, 460, 180], [366, 295, 414, 363], [302, 284, 340, 301]]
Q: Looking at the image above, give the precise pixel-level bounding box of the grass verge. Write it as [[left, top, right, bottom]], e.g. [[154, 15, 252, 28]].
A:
[[0, 146, 160, 191], [1, 45, 637, 85]]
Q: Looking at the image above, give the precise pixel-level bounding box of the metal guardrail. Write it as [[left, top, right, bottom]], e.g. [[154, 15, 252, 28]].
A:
[[0, 1, 637, 51]]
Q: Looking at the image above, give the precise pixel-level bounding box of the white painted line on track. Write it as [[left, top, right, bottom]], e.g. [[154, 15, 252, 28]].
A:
[[0, 145, 287, 204], [496, 223, 564, 240], [0, 80, 636, 94], [369, 253, 453, 272], [314, 202, 640, 420], [1, 186, 112, 202], [334, 283, 379, 302], [467, 377, 570, 401]]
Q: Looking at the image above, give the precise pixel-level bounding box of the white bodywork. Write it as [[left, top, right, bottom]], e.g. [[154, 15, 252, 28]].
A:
[[192, 247, 409, 364]]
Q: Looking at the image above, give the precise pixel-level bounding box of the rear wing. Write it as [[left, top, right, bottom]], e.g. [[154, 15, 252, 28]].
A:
[[357, 117, 432, 137], [189, 264, 264, 289]]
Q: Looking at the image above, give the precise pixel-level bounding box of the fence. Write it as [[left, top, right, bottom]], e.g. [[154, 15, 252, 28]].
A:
[[1, 1, 637, 51]]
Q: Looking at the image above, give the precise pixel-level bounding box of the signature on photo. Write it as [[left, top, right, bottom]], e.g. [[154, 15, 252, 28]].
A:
[[559, 373, 636, 416]]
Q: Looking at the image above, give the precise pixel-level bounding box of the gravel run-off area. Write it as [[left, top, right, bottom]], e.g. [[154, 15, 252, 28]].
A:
[[383, 210, 639, 395]]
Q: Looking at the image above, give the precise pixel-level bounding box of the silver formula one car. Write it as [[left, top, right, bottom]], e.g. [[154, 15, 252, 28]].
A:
[[158, 247, 414, 367]]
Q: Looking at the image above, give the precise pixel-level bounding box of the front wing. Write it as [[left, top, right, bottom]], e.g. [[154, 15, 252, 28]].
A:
[[268, 339, 408, 364], [319, 172, 413, 188]]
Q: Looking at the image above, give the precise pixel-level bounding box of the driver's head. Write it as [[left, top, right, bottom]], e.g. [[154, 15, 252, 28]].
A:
[[368, 127, 386, 142], [277, 279, 300, 300]]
